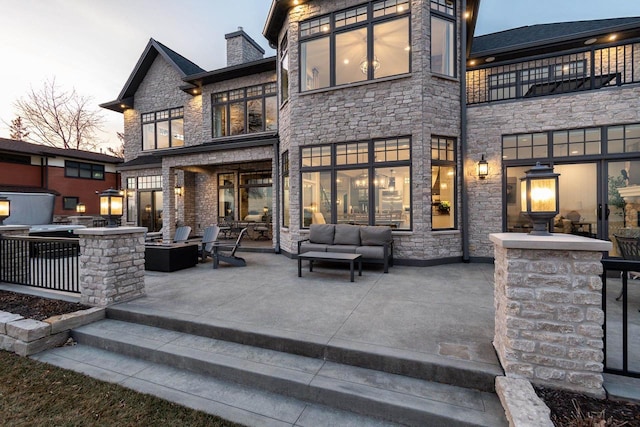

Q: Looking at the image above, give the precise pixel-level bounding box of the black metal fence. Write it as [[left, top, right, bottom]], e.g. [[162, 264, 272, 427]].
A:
[[467, 40, 640, 105], [601, 259, 640, 378], [0, 235, 80, 293]]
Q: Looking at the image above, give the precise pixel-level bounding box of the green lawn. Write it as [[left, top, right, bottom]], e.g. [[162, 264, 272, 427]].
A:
[[0, 350, 244, 427]]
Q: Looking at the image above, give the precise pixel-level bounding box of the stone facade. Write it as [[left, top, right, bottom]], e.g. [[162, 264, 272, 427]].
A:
[[491, 233, 612, 397], [276, 0, 464, 261], [76, 227, 146, 307], [467, 85, 640, 260]]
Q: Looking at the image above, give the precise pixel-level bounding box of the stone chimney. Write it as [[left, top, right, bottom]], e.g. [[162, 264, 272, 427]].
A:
[[225, 26, 265, 67]]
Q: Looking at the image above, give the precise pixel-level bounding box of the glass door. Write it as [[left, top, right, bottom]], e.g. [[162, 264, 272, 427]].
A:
[[607, 160, 640, 257], [138, 190, 163, 232]]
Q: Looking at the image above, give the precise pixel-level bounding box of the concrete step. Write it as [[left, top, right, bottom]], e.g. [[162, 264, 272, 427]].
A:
[[106, 304, 503, 393], [65, 318, 507, 427], [32, 344, 401, 427]]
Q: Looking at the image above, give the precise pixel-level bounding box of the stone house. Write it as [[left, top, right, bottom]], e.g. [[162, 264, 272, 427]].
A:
[[101, 0, 640, 264]]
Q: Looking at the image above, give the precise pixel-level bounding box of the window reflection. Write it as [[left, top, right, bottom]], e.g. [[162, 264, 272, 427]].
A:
[[431, 16, 455, 77], [301, 38, 330, 90]]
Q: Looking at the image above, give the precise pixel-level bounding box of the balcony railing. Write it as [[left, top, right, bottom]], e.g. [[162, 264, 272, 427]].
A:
[[466, 40, 640, 105]]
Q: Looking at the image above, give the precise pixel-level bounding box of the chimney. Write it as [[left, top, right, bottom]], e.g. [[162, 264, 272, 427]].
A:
[[225, 26, 265, 67]]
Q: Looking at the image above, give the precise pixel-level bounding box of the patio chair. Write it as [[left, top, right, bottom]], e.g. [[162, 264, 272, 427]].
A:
[[200, 225, 220, 262], [252, 216, 271, 240], [173, 226, 191, 243], [614, 234, 640, 301], [212, 227, 248, 269]]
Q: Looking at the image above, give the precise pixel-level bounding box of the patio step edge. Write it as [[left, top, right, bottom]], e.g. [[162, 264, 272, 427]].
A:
[[71, 319, 507, 427], [106, 304, 501, 392]]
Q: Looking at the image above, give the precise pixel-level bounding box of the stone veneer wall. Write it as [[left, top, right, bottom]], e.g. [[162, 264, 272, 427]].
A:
[[467, 85, 640, 260], [76, 227, 146, 307], [276, 0, 464, 261], [225, 29, 265, 67], [490, 233, 612, 397]]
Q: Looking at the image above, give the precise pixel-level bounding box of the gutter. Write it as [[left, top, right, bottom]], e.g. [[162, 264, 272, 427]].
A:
[[461, 0, 470, 262]]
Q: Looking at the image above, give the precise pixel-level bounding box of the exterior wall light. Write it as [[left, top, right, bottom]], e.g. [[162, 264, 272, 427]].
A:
[[520, 162, 560, 235], [99, 188, 124, 228], [174, 185, 183, 197], [478, 155, 489, 179], [76, 202, 86, 215], [0, 196, 11, 225]]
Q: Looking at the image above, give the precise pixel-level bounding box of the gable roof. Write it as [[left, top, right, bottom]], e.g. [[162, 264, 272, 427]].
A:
[[472, 17, 640, 59], [100, 38, 205, 113], [0, 138, 123, 164]]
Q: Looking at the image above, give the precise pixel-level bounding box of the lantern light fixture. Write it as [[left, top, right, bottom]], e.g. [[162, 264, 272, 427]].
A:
[[478, 155, 489, 179], [99, 188, 124, 228], [520, 162, 560, 235], [0, 196, 10, 225], [76, 202, 86, 215], [174, 184, 183, 197]]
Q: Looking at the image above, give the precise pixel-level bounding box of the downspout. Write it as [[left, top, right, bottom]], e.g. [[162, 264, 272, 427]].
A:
[[273, 139, 281, 253], [460, 0, 470, 262]]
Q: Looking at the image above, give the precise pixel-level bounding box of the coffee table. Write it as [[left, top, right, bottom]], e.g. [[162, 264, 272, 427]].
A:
[[298, 251, 362, 282], [145, 242, 199, 272]]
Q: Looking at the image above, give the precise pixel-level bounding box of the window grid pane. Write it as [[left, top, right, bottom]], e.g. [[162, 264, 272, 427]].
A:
[[373, 0, 410, 17], [430, 0, 454, 15], [335, 6, 368, 28]]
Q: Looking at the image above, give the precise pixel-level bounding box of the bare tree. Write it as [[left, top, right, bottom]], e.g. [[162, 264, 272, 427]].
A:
[[8, 116, 30, 141], [13, 78, 104, 150], [106, 132, 125, 158]]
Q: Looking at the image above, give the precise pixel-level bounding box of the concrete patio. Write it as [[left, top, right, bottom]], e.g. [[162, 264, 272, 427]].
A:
[[5, 249, 638, 425]]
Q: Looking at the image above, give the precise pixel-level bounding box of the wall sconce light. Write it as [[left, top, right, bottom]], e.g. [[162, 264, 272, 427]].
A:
[[145, 204, 152, 213], [0, 196, 11, 225], [76, 202, 86, 215], [174, 185, 183, 197], [520, 162, 560, 235], [478, 155, 489, 179], [99, 188, 124, 227]]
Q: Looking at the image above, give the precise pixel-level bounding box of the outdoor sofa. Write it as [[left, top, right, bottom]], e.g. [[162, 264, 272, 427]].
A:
[[298, 223, 393, 273]]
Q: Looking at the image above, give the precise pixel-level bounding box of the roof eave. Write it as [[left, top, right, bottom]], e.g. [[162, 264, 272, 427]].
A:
[[184, 57, 277, 87]]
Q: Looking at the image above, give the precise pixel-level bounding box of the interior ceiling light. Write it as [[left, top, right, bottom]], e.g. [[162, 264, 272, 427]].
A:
[[584, 38, 597, 45], [608, 34, 618, 41], [485, 56, 495, 63], [469, 60, 477, 66]]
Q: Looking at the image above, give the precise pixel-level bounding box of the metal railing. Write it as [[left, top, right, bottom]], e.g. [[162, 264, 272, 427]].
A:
[[467, 40, 640, 105], [601, 258, 640, 378], [0, 235, 80, 293]]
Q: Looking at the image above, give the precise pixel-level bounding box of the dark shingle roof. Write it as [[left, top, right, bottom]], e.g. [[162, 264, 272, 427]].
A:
[[0, 138, 123, 164], [472, 17, 640, 56], [154, 39, 205, 76]]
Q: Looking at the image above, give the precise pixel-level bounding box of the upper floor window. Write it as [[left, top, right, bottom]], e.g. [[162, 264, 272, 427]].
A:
[[300, 0, 410, 92], [65, 160, 105, 180], [142, 107, 184, 151], [212, 83, 277, 138], [280, 34, 289, 105], [431, 1, 456, 77]]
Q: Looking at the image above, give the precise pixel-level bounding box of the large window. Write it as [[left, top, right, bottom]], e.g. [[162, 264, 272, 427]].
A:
[[239, 172, 272, 222], [300, 0, 410, 91], [65, 161, 105, 180], [212, 83, 277, 138], [218, 173, 235, 221], [126, 177, 135, 222], [300, 137, 411, 229], [280, 34, 289, 105], [142, 107, 184, 151], [431, 136, 456, 230], [431, 2, 456, 77], [282, 152, 290, 227]]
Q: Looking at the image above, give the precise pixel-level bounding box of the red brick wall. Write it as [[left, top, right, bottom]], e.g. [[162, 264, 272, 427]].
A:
[[0, 162, 41, 187], [46, 166, 119, 216]]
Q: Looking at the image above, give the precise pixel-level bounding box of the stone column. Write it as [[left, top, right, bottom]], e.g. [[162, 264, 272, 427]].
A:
[[490, 233, 612, 397], [75, 227, 146, 307], [68, 216, 95, 227]]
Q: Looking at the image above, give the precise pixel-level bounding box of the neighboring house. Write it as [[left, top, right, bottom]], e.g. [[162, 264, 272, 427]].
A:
[[101, 0, 640, 263], [0, 138, 122, 224]]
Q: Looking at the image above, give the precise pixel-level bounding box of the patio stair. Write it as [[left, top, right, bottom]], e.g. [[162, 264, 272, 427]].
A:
[[33, 306, 508, 427]]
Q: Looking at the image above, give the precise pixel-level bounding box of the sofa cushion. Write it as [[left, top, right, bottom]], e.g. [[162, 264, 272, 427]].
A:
[[327, 245, 358, 254], [356, 246, 385, 259], [299, 242, 329, 253], [360, 226, 392, 246], [333, 224, 361, 245], [309, 224, 335, 244]]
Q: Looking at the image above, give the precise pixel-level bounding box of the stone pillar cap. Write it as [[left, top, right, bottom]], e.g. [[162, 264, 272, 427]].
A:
[[74, 227, 147, 236], [490, 232, 612, 251]]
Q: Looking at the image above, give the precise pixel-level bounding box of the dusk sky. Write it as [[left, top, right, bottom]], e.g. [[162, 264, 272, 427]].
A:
[[0, 0, 637, 152]]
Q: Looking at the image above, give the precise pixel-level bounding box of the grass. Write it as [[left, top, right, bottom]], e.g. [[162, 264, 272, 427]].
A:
[[0, 351, 244, 427]]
